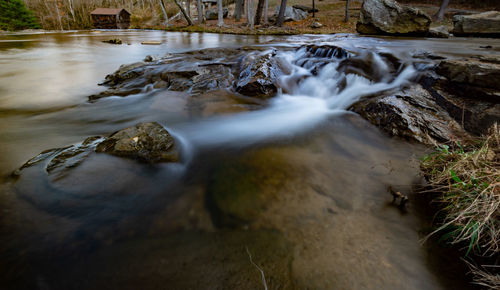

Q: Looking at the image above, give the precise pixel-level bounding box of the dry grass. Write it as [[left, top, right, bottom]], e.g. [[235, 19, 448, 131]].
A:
[[420, 124, 499, 286]]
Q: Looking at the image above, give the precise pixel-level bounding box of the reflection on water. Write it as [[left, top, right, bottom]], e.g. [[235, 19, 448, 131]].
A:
[[0, 31, 493, 289]]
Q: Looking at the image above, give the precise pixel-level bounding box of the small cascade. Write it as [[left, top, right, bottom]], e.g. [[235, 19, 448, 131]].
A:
[[178, 43, 416, 151]]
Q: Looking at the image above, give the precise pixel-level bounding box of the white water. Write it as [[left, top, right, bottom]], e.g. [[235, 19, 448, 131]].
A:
[[175, 46, 416, 153]]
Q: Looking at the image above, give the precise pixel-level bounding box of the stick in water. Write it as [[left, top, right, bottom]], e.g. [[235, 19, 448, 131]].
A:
[[245, 246, 268, 290]]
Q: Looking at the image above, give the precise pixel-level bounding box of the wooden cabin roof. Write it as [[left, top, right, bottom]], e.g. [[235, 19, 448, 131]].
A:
[[91, 8, 130, 15]]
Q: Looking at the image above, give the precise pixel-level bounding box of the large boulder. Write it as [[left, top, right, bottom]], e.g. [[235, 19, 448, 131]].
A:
[[205, 8, 228, 20], [452, 11, 500, 36], [235, 50, 285, 98], [274, 6, 308, 22], [356, 0, 431, 35], [96, 122, 179, 163]]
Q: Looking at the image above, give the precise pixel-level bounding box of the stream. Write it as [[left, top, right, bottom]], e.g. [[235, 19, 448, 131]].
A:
[[1, 30, 498, 290]]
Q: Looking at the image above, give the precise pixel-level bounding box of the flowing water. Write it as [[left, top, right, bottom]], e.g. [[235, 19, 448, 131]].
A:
[[1, 30, 498, 289]]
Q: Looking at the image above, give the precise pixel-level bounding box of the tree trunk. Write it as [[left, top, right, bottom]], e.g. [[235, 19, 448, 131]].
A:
[[433, 0, 450, 22], [217, 0, 224, 27], [249, 0, 254, 28], [255, 0, 264, 25], [197, 0, 203, 24], [159, 0, 170, 26], [234, 0, 243, 21], [174, 0, 194, 25], [312, 0, 315, 18], [53, 1, 64, 31], [344, 0, 350, 22], [186, 0, 191, 18], [264, 0, 268, 24], [276, 0, 287, 27]]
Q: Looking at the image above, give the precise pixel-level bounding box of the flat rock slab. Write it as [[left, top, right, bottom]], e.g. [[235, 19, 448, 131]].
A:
[[453, 11, 500, 37], [436, 56, 500, 91]]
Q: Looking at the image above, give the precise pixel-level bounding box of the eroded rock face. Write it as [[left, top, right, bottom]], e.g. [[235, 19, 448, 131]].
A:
[[453, 11, 500, 37], [351, 85, 468, 144], [356, 0, 431, 35], [96, 122, 179, 163], [235, 50, 285, 98]]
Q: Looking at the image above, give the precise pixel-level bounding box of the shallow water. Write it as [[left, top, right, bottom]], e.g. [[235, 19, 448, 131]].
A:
[[1, 31, 498, 289]]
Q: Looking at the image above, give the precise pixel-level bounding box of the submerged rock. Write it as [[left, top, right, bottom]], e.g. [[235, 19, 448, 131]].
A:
[[96, 122, 179, 163], [452, 11, 500, 37], [356, 0, 431, 35], [235, 50, 284, 98], [351, 85, 468, 144]]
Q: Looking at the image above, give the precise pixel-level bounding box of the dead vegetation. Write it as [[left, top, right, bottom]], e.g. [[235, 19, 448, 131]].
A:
[[420, 123, 500, 287]]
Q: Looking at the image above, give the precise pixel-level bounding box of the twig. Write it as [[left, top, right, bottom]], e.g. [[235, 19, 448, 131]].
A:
[[246, 246, 268, 290]]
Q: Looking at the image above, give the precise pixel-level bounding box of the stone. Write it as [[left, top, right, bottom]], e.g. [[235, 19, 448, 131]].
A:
[[428, 25, 450, 38], [95, 122, 179, 163], [436, 56, 500, 91], [351, 85, 468, 144], [452, 11, 500, 36], [293, 5, 318, 13], [205, 8, 228, 20], [102, 39, 122, 44], [311, 21, 323, 29], [235, 50, 284, 98], [274, 6, 308, 22], [356, 0, 431, 35]]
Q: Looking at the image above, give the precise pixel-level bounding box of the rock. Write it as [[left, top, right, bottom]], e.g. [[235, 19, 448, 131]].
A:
[[356, 0, 431, 35], [303, 45, 350, 59], [143, 55, 154, 62], [452, 11, 500, 37], [293, 5, 318, 13], [205, 8, 228, 20], [311, 21, 323, 29], [274, 6, 308, 22], [436, 56, 500, 91], [351, 85, 468, 144], [235, 50, 284, 98], [102, 39, 122, 44], [420, 71, 500, 136], [428, 25, 450, 38], [13, 136, 105, 180], [95, 122, 179, 163]]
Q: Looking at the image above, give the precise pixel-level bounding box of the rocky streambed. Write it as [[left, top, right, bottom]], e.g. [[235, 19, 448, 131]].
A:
[[1, 33, 499, 290]]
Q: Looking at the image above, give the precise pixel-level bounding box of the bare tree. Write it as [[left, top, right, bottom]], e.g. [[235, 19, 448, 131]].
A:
[[217, 0, 224, 27], [197, 0, 203, 24], [174, 0, 194, 25], [433, 0, 450, 22], [159, 0, 170, 26], [344, 0, 350, 22], [186, 0, 191, 18], [276, 0, 287, 27], [255, 0, 264, 25]]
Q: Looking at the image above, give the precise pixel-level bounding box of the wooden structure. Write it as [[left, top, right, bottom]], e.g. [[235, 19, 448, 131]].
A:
[[91, 8, 130, 29]]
